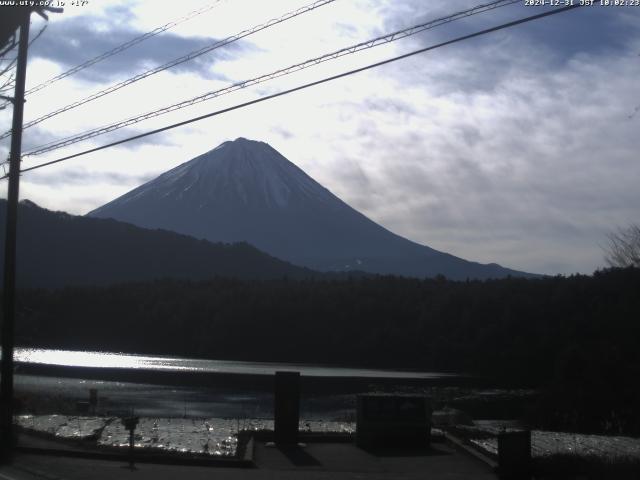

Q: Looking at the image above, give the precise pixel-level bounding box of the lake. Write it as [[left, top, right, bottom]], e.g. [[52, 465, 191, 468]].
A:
[[13, 347, 453, 380], [10, 348, 457, 418]]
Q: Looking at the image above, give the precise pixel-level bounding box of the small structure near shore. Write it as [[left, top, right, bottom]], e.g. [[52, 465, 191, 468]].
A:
[[356, 393, 432, 450], [497, 428, 531, 479], [274, 371, 300, 445]]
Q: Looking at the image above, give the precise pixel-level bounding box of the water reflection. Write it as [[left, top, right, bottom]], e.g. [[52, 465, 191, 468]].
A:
[[14, 347, 451, 379]]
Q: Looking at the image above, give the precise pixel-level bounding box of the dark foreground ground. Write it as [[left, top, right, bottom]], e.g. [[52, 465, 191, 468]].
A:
[[1, 438, 497, 480]]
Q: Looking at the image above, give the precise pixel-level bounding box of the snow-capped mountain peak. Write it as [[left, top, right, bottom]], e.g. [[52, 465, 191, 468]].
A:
[[89, 138, 533, 279], [105, 137, 333, 212]]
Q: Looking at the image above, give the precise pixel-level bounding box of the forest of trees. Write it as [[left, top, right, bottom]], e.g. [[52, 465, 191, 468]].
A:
[[8, 267, 640, 434]]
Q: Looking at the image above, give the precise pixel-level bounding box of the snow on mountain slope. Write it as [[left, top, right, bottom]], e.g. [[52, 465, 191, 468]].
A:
[[89, 138, 534, 279], [112, 139, 334, 210]]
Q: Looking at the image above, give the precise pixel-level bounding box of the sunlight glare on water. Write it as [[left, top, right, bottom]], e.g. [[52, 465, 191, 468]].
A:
[[15, 348, 198, 371], [13, 347, 453, 379]]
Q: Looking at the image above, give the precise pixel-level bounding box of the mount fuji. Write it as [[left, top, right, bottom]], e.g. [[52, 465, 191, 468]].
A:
[[88, 138, 533, 279]]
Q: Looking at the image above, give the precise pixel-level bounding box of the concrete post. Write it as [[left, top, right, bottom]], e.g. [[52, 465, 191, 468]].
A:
[[274, 371, 300, 445]]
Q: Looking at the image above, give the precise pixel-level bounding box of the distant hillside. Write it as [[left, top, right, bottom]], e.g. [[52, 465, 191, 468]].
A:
[[0, 199, 316, 288]]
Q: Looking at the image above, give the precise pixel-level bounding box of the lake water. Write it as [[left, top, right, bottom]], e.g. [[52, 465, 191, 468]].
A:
[[13, 347, 452, 380], [10, 348, 455, 419]]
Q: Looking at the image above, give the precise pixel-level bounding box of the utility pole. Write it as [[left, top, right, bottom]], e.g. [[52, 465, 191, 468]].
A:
[[1, 7, 31, 461]]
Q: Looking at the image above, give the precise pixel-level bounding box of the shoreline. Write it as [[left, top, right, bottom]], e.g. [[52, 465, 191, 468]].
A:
[[15, 362, 483, 392]]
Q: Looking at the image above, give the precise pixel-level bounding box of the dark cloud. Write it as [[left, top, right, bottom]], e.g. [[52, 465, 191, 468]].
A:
[[384, 2, 638, 59], [379, 2, 640, 95], [363, 97, 416, 116], [270, 126, 293, 139], [21, 126, 69, 153], [28, 5, 248, 84]]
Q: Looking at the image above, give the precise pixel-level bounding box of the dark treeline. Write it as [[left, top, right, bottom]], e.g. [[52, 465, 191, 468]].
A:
[[8, 267, 640, 434]]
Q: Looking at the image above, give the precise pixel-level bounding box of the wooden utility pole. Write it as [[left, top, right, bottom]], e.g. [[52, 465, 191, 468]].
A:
[[1, 7, 30, 461]]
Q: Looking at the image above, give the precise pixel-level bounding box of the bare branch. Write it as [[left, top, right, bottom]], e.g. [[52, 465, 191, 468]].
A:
[[604, 224, 640, 268], [0, 72, 15, 92], [0, 34, 17, 58], [0, 56, 18, 77]]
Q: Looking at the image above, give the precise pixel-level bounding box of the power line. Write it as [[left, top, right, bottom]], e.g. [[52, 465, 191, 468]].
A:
[[26, 1, 221, 95], [28, 23, 48, 48], [2, 3, 581, 180], [0, 1, 223, 111], [0, 0, 336, 140], [22, 0, 521, 157]]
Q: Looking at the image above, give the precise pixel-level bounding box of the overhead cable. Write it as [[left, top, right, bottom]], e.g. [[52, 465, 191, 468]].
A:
[[23, 0, 521, 156], [26, 2, 222, 98], [0, 0, 336, 139], [1, 3, 581, 180]]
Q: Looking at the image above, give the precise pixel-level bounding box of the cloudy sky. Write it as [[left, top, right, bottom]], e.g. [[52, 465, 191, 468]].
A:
[[1, 0, 638, 275]]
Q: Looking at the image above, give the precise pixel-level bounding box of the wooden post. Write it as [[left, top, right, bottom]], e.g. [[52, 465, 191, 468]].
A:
[[122, 416, 139, 469]]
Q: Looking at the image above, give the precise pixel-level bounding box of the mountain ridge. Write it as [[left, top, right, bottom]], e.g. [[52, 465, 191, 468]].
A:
[[0, 199, 319, 288], [89, 137, 536, 280]]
